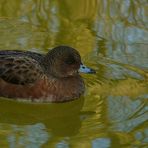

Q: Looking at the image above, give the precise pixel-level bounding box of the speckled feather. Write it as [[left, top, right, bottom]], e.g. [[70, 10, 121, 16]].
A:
[[0, 54, 43, 84]]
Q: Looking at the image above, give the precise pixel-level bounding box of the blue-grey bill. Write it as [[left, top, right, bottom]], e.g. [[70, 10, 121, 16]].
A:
[[78, 64, 96, 74]]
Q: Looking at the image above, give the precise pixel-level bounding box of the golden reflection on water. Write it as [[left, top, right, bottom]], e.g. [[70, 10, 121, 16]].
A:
[[0, 0, 148, 147]]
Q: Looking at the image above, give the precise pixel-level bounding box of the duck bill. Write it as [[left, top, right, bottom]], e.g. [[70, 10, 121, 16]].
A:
[[78, 64, 96, 74]]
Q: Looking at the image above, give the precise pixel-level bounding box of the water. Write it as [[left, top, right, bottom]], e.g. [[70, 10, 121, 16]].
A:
[[0, 0, 148, 147]]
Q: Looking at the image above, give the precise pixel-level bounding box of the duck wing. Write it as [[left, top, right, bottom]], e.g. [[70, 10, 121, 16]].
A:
[[0, 53, 43, 85]]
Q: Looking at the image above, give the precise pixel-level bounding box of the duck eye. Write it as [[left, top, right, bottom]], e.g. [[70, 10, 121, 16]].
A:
[[65, 56, 75, 65]]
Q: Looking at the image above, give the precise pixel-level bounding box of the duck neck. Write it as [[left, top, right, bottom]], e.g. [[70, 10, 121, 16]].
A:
[[41, 53, 56, 77]]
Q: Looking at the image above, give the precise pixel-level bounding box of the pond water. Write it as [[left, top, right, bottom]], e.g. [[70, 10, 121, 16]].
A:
[[0, 0, 148, 147]]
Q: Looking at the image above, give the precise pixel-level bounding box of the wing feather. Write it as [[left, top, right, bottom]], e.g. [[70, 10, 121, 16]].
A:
[[0, 55, 43, 85]]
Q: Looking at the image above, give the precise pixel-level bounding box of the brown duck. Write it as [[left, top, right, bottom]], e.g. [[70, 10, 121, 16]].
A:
[[0, 46, 95, 103]]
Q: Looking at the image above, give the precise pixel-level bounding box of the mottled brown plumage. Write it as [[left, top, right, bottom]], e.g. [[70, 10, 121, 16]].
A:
[[0, 46, 95, 103]]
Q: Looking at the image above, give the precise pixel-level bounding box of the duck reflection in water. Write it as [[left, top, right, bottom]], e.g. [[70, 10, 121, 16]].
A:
[[0, 97, 86, 138]]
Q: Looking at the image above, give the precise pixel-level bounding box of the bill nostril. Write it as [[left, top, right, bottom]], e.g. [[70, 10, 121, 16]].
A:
[[79, 64, 96, 74]]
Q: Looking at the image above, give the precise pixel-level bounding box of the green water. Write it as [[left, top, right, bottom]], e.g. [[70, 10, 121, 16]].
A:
[[0, 0, 148, 147]]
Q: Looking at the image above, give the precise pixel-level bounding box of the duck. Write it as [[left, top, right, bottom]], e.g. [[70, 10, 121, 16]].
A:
[[0, 46, 96, 103]]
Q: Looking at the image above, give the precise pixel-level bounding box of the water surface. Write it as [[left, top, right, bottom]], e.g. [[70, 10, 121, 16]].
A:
[[0, 0, 148, 147]]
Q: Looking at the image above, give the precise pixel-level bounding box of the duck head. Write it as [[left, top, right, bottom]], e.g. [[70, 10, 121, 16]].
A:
[[43, 46, 96, 78]]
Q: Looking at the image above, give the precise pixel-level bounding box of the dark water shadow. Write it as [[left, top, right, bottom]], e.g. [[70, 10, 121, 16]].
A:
[[0, 97, 85, 137]]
